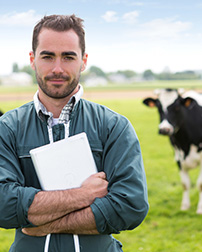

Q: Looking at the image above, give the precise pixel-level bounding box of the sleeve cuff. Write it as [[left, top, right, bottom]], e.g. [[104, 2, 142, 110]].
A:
[[90, 197, 120, 234]]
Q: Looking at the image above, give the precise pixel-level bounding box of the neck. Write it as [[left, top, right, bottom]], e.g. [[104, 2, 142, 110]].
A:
[[38, 85, 79, 118]]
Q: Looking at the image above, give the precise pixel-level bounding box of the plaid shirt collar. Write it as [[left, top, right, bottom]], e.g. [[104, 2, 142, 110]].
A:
[[34, 84, 83, 127]]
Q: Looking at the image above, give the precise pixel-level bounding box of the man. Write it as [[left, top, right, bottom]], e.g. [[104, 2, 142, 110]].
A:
[[0, 14, 149, 252]]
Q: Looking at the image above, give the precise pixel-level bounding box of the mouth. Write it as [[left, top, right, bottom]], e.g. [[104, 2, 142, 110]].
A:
[[47, 79, 67, 84], [45, 75, 70, 84]]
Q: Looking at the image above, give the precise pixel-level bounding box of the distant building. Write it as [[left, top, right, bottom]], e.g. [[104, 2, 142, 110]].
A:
[[0, 72, 33, 86], [84, 76, 108, 87], [108, 73, 127, 83]]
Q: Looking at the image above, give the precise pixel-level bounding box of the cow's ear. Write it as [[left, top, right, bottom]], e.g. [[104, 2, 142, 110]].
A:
[[182, 97, 194, 108], [143, 98, 157, 107]]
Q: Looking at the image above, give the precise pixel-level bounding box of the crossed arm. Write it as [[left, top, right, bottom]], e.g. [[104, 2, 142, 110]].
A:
[[22, 172, 108, 236]]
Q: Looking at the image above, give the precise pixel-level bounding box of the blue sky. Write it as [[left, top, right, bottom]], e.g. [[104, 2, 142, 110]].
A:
[[1, 0, 202, 75]]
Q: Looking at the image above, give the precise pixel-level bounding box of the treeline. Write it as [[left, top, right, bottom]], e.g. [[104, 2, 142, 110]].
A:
[[147, 70, 201, 81], [81, 66, 201, 82], [12, 63, 201, 84]]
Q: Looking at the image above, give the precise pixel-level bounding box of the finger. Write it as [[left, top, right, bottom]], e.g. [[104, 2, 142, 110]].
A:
[[97, 172, 106, 179], [22, 228, 34, 235]]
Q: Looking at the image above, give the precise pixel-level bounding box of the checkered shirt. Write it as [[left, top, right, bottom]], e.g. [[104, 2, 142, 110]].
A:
[[34, 85, 83, 127]]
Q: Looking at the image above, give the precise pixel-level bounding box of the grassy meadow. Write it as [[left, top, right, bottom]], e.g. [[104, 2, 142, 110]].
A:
[[0, 82, 202, 251]]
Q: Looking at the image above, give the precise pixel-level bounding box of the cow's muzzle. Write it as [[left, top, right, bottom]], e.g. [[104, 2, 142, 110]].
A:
[[158, 119, 174, 136], [159, 128, 172, 135]]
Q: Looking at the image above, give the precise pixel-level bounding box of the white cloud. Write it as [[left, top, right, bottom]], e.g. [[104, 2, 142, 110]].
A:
[[0, 10, 42, 27], [124, 17, 192, 42], [88, 14, 197, 73], [102, 10, 139, 24], [137, 17, 192, 39], [122, 11, 139, 24], [102, 11, 118, 22]]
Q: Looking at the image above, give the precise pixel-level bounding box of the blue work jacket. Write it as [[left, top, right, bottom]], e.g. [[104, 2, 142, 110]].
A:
[[0, 98, 149, 252]]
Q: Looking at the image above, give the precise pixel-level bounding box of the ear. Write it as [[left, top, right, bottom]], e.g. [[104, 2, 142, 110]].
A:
[[81, 53, 88, 72], [182, 97, 194, 108], [143, 98, 157, 108], [29, 51, 35, 70]]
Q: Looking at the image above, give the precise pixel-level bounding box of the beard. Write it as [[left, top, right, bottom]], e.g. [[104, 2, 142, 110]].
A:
[[35, 70, 80, 99]]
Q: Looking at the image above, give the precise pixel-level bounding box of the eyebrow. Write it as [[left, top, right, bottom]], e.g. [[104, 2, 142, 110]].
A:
[[40, 51, 77, 57], [40, 51, 55, 56], [62, 51, 77, 57]]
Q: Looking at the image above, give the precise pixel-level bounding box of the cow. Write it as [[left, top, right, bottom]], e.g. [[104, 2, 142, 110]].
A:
[[143, 88, 202, 214]]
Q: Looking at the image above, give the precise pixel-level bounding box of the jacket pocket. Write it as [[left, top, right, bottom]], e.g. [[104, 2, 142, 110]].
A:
[[17, 146, 41, 188]]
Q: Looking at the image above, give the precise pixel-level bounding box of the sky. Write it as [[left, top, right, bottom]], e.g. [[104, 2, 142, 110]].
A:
[[1, 0, 202, 75]]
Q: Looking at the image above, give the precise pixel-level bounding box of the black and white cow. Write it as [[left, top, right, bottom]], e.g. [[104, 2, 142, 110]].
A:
[[143, 88, 202, 214]]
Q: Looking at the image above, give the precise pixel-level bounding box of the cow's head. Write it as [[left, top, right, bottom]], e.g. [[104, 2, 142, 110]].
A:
[[143, 88, 195, 136]]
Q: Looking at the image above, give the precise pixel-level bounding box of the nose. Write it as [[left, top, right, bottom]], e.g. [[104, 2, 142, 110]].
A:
[[158, 119, 174, 136], [52, 59, 64, 74], [159, 128, 172, 135]]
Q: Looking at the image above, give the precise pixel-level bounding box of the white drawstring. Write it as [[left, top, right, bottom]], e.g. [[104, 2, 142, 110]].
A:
[[73, 234, 80, 252], [44, 122, 80, 252], [44, 234, 80, 252], [44, 234, 51, 252]]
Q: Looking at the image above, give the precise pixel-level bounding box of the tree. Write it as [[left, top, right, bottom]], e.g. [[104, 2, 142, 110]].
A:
[[143, 69, 155, 80], [20, 65, 37, 84], [89, 66, 106, 77], [12, 63, 19, 73]]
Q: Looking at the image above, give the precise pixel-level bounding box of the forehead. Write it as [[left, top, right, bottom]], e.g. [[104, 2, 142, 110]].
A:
[[36, 28, 81, 55], [158, 90, 178, 112]]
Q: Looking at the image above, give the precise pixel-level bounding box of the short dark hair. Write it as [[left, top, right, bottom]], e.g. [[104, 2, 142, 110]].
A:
[[32, 14, 85, 56]]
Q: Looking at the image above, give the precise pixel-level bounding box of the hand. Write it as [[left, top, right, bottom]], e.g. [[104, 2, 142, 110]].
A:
[[22, 224, 50, 237], [81, 172, 108, 203]]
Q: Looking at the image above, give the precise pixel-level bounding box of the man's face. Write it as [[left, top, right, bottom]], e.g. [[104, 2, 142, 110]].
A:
[[30, 28, 87, 99]]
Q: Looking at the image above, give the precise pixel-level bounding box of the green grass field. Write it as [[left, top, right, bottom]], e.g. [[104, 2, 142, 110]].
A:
[[0, 84, 202, 251]]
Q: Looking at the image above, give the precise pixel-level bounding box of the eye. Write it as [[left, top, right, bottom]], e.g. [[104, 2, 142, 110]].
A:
[[63, 56, 75, 61], [42, 55, 53, 60]]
